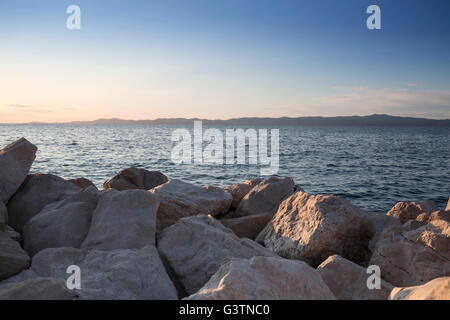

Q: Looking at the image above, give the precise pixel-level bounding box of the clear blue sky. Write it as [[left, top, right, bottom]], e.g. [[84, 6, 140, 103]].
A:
[[1, 0, 450, 122]]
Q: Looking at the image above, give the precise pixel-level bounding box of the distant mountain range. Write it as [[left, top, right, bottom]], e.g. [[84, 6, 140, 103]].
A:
[[64, 114, 450, 126]]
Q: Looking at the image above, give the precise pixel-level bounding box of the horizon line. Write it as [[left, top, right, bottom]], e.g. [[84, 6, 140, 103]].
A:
[[1, 114, 450, 125]]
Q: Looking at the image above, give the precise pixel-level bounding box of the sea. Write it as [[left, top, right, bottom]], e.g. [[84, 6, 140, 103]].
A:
[[0, 124, 449, 213]]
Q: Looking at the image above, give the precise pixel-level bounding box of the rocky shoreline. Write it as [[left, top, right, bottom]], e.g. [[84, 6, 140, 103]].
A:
[[0, 138, 449, 300]]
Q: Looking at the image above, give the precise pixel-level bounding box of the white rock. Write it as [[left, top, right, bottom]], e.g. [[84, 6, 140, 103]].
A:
[[7, 174, 81, 233], [23, 188, 99, 256], [0, 231, 30, 281], [150, 180, 232, 230], [370, 220, 450, 286], [0, 138, 37, 203], [260, 191, 375, 267], [0, 277, 77, 300], [317, 255, 393, 300], [389, 277, 450, 300], [186, 256, 336, 300], [234, 177, 295, 218], [81, 189, 159, 250], [26, 246, 178, 300], [157, 215, 277, 295]]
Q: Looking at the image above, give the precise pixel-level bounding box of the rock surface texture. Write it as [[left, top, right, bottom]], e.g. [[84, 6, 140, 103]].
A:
[[317, 255, 393, 300], [157, 215, 277, 295], [14, 246, 177, 300], [23, 187, 99, 256], [103, 167, 168, 191], [386, 201, 440, 224], [370, 220, 450, 286], [220, 213, 272, 240], [389, 277, 450, 300], [0, 138, 37, 203], [224, 179, 263, 210], [234, 177, 295, 218], [150, 180, 232, 230], [259, 191, 375, 267], [186, 256, 336, 300], [7, 174, 81, 233], [0, 231, 30, 281], [0, 277, 77, 300], [81, 189, 159, 250]]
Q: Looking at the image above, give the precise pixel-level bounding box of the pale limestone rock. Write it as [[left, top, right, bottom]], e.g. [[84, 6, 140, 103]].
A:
[[370, 220, 450, 287], [186, 256, 336, 300], [220, 213, 272, 240], [157, 215, 277, 295], [7, 174, 81, 233], [317, 255, 393, 300], [386, 201, 439, 224], [0, 277, 76, 300], [23, 187, 99, 256], [150, 180, 232, 230], [103, 167, 168, 191], [81, 189, 159, 250], [389, 277, 450, 300], [234, 177, 295, 218], [446, 198, 450, 212], [0, 231, 30, 281], [260, 191, 375, 267], [0, 138, 37, 203], [224, 179, 263, 210], [24, 246, 178, 300]]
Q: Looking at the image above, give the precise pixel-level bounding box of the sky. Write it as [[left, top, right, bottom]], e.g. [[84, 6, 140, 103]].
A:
[[1, 0, 450, 123]]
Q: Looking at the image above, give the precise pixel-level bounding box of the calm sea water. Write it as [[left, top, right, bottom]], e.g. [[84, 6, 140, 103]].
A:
[[0, 124, 449, 213]]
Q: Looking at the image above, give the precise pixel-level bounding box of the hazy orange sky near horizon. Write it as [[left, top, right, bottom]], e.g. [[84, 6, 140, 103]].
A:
[[1, 1, 450, 124]]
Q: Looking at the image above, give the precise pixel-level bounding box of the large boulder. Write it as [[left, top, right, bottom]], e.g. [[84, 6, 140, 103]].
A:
[[0, 277, 76, 300], [150, 180, 232, 230], [317, 255, 393, 300], [389, 277, 450, 300], [81, 189, 159, 250], [446, 198, 450, 211], [23, 187, 100, 256], [386, 201, 439, 224], [186, 256, 336, 300], [7, 174, 81, 233], [20, 246, 178, 300], [0, 231, 30, 280], [370, 220, 450, 287], [0, 203, 7, 230], [103, 167, 168, 191], [0, 138, 37, 203], [220, 213, 272, 240], [259, 191, 375, 267], [224, 179, 263, 210], [234, 177, 295, 218], [157, 215, 277, 295]]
